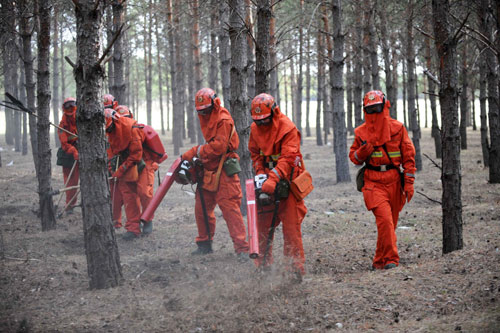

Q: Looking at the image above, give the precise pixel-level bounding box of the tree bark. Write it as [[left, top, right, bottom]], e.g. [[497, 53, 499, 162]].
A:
[[362, 1, 372, 94], [154, 0, 165, 135], [219, 1, 231, 104], [209, 0, 219, 91], [105, 6, 114, 93], [36, 0, 57, 231], [20, 62, 28, 155], [296, 0, 304, 134], [191, 0, 203, 144], [145, 0, 153, 126], [255, 0, 271, 94], [491, 0, 500, 182], [229, 0, 251, 215], [402, 59, 408, 128], [269, 13, 279, 99], [346, 47, 354, 135], [478, 0, 490, 166], [331, 0, 350, 183], [377, 3, 394, 116], [406, 1, 422, 171], [246, 0, 255, 99], [353, 9, 363, 128], [316, 25, 324, 146], [52, 4, 60, 147], [111, 0, 126, 105], [432, 0, 463, 254], [2, 0, 16, 146], [73, 0, 122, 289], [170, 0, 183, 155], [305, 32, 311, 137], [19, 0, 40, 173], [459, 38, 468, 150], [321, 2, 331, 142]]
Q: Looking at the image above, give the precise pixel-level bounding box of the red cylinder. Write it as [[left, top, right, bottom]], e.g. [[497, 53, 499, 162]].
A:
[[140, 157, 182, 222], [245, 179, 259, 259]]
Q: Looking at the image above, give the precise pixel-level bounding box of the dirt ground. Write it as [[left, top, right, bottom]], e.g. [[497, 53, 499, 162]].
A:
[[0, 128, 499, 332]]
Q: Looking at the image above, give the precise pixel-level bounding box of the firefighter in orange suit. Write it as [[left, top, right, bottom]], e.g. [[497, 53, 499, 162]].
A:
[[105, 108, 143, 240], [181, 88, 249, 259], [248, 93, 308, 279], [58, 97, 79, 212], [349, 90, 416, 270]]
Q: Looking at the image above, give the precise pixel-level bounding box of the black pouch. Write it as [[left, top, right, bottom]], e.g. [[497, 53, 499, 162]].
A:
[[56, 147, 75, 168], [137, 159, 146, 174], [223, 157, 241, 176], [356, 165, 366, 192], [400, 171, 405, 188], [276, 179, 290, 199]]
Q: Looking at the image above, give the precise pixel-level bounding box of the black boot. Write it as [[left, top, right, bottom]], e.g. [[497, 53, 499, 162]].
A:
[[191, 241, 213, 255]]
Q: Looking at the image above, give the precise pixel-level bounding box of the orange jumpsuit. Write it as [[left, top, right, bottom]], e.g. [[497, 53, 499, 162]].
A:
[[107, 117, 143, 235], [58, 113, 79, 208], [182, 98, 249, 254], [248, 106, 308, 275], [136, 130, 158, 216], [349, 102, 416, 269], [107, 148, 124, 228]]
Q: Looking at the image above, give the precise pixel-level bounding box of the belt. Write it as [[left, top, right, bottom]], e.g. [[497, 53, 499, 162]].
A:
[[365, 163, 398, 172]]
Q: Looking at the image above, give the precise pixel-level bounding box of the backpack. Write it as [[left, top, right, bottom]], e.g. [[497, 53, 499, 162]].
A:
[[134, 124, 168, 163]]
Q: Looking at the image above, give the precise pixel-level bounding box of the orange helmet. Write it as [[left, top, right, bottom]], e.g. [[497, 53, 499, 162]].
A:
[[195, 88, 217, 115], [251, 93, 276, 124], [104, 108, 120, 132], [363, 90, 386, 114], [62, 97, 77, 116], [116, 105, 133, 118], [103, 94, 118, 109]]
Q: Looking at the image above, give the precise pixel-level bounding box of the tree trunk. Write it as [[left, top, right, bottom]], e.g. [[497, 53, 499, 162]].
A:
[[229, 0, 251, 215], [346, 48, 354, 135], [491, 0, 500, 182], [296, 0, 304, 134], [209, 0, 219, 91], [186, 22, 196, 144], [52, 4, 60, 147], [432, 0, 463, 254], [112, 0, 126, 105], [425, 20, 442, 158], [170, 0, 183, 155], [269, 13, 279, 99], [60, 19, 66, 101], [353, 10, 363, 128], [459, 38, 468, 150], [362, 1, 372, 94], [423, 76, 428, 128], [305, 33, 311, 137], [106, 6, 114, 93], [316, 27, 324, 146], [19, 0, 40, 174], [321, 2, 332, 142], [73, 0, 122, 289], [378, 3, 393, 116], [406, 2, 422, 171], [154, 1, 165, 135], [367, 0, 379, 90], [145, 0, 153, 126], [20, 63, 28, 155], [402, 59, 408, 128], [478, 2, 490, 166], [219, 1, 231, 104], [36, 0, 57, 231], [2, 0, 16, 146], [255, 0, 271, 94], [246, 0, 255, 99], [191, 0, 203, 144], [391, 40, 399, 120], [331, 0, 350, 183]]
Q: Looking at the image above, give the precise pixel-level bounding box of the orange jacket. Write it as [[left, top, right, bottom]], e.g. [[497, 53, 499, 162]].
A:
[[106, 116, 143, 178], [249, 106, 305, 183], [349, 118, 416, 186], [183, 98, 239, 171], [58, 114, 78, 158]]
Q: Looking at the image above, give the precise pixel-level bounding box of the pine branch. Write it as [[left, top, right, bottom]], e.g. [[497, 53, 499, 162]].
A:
[[416, 191, 442, 205]]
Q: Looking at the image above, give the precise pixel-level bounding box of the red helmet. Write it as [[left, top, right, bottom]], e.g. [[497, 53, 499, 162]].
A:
[[363, 90, 386, 114], [116, 105, 133, 118], [62, 97, 77, 116], [104, 108, 120, 132], [103, 94, 118, 109], [251, 93, 276, 122], [195, 88, 217, 114]]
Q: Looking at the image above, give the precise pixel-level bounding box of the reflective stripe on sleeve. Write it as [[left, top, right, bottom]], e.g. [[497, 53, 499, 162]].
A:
[[354, 151, 363, 163], [405, 173, 415, 178], [271, 168, 280, 179]]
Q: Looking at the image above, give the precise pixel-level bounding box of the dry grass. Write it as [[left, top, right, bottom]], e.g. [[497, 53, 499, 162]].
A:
[[0, 128, 499, 332]]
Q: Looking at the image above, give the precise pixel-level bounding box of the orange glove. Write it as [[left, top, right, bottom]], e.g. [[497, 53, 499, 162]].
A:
[[261, 177, 277, 194], [355, 142, 374, 162], [404, 182, 414, 203], [181, 146, 198, 162], [73, 151, 79, 161]]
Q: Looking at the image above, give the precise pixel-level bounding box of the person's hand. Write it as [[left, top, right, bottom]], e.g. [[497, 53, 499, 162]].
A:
[[73, 151, 79, 161], [404, 182, 414, 203], [355, 141, 374, 161], [112, 165, 125, 179], [261, 177, 277, 194], [181, 146, 198, 162]]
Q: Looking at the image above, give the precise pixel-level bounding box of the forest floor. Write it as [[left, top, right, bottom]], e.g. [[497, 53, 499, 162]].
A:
[[0, 128, 499, 332]]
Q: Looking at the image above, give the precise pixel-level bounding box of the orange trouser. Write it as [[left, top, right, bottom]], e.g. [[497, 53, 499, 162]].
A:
[[194, 171, 249, 254], [137, 159, 156, 217], [363, 179, 403, 269], [254, 195, 307, 275], [110, 179, 124, 227], [62, 164, 79, 208], [118, 180, 142, 235]]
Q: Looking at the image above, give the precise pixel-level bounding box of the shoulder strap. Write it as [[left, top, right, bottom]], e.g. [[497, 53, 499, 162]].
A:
[[381, 143, 397, 167]]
